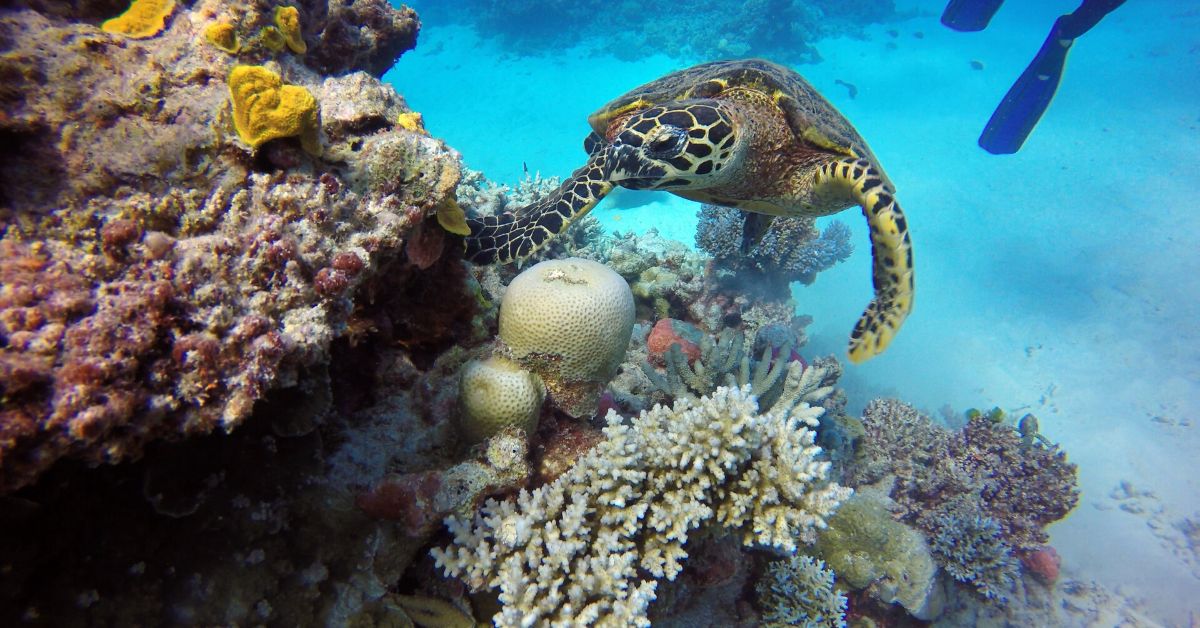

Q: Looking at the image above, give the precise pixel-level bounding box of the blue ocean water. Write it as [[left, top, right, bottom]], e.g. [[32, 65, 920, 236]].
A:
[[387, 0, 1200, 621]]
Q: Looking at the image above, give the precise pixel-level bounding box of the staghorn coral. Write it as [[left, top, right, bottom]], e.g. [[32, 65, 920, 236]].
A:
[[0, 0, 439, 493], [756, 554, 848, 628], [432, 386, 850, 627], [101, 0, 175, 38], [635, 321, 830, 412]]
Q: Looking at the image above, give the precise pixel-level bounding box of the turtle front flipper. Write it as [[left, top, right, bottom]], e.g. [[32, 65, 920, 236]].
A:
[[815, 158, 915, 363], [463, 154, 613, 265]]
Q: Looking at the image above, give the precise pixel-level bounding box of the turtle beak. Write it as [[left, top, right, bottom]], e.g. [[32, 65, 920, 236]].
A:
[[603, 142, 661, 189], [602, 142, 636, 182]]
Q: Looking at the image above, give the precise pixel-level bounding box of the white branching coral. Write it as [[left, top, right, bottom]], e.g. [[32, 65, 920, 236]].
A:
[[431, 386, 850, 627]]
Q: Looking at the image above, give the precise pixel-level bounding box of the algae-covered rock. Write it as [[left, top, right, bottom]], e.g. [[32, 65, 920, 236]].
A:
[[0, 0, 435, 493]]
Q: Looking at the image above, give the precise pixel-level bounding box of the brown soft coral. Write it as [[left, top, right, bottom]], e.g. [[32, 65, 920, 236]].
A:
[[849, 399, 1079, 551]]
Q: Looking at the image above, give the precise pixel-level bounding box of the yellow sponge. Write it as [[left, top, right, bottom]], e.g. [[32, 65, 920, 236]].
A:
[[102, 0, 175, 39], [458, 355, 545, 443], [227, 65, 320, 155], [273, 6, 307, 54], [203, 22, 239, 53]]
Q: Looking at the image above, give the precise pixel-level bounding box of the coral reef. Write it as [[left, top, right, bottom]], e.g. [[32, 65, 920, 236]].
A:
[[848, 399, 1080, 553], [696, 204, 854, 295], [604, 229, 707, 322], [300, 0, 419, 77], [756, 554, 848, 627], [495, 257, 634, 417], [356, 427, 531, 536], [432, 386, 849, 627], [456, 354, 545, 443], [813, 491, 940, 618], [0, 340, 467, 624], [0, 0, 436, 494], [928, 509, 1020, 603], [420, 0, 898, 64]]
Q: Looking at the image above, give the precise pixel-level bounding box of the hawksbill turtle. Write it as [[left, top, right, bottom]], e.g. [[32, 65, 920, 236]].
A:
[[464, 59, 914, 363]]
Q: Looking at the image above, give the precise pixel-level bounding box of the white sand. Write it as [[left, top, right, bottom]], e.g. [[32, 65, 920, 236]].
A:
[[387, 0, 1200, 621]]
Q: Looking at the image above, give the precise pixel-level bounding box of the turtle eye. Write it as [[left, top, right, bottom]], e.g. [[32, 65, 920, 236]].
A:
[[645, 128, 685, 157]]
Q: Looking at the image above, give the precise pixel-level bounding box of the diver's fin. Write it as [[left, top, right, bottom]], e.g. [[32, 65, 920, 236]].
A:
[[740, 212, 774, 254], [941, 0, 1006, 32], [463, 153, 614, 264], [979, 0, 1126, 154], [814, 158, 914, 363]]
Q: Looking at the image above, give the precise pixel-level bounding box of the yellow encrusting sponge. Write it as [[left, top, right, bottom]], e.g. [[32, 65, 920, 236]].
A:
[[227, 65, 321, 155], [203, 22, 239, 53], [102, 0, 176, 39], [273, 6, 307, 54]]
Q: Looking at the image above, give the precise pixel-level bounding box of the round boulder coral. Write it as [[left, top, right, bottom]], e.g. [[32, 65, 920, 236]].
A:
[[498, 258, 634, 417], [458, 355, 545, 443]]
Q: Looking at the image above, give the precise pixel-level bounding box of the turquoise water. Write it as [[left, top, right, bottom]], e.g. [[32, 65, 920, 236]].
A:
[[388, 0, 1200, 621]]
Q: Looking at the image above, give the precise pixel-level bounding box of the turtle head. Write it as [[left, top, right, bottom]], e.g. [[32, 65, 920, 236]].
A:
[[603, 101, 741, 190]]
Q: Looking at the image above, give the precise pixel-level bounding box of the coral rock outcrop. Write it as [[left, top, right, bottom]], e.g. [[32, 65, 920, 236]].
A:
[[0, 0, 442, 492]]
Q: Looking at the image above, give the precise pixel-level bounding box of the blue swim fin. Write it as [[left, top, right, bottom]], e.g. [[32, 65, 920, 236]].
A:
[[941, 0, 1005, 32], [979, 0, 1126, 154]]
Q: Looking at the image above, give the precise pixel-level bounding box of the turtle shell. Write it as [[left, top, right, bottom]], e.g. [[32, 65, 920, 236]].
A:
[[587, 58, 883, 172]]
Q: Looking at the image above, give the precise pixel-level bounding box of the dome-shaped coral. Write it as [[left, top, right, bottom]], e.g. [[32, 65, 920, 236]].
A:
[[458, 355, 545, 443], [498, 257, 634, 417]]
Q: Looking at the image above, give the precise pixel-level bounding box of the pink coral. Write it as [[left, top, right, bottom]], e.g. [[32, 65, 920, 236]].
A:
[[1021, 546, 1061, 583], [647, 318, 701, 365]]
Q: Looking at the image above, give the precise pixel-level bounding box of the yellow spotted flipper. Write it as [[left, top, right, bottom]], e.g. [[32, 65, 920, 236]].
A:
[[815, 158, 914, 363]]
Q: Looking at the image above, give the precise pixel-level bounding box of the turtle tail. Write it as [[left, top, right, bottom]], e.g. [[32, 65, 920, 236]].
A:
[[816, 158, 915, 363], [463, 153, 613, 265]]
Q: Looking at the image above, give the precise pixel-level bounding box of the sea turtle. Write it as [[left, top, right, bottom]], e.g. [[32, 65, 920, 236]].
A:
[[464, 59, 914, 363]]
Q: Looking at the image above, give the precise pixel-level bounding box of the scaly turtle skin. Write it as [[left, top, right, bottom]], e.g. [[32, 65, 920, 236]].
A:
[[465, 59, 914, 363]]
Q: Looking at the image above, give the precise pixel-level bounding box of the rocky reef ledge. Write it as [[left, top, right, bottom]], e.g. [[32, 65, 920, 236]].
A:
[[0, 0, 453, 493]]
